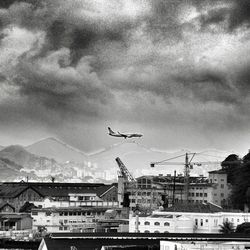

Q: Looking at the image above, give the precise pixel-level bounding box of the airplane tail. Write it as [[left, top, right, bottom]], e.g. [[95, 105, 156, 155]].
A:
[[108, 127, 115, 134]]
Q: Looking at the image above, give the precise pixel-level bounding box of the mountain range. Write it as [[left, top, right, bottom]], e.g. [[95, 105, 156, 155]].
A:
[[0, 137, 233, 182]]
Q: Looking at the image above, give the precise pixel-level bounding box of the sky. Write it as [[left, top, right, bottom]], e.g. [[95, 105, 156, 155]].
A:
[[0, 0, 250, 155]]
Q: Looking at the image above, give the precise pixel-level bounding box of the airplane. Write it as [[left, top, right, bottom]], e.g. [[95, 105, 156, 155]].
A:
[[108, 127, 143, 139]]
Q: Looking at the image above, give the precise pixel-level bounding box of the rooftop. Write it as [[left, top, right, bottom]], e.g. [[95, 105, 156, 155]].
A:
[[162, 202, 223, 213], [0, 182, 116, 198]]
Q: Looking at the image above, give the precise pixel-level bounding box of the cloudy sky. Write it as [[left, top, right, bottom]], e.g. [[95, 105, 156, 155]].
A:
[[0, 0, 250, 154]]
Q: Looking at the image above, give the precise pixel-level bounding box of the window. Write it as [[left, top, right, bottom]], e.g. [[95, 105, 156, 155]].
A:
[[205, 219, 208, 223], [195, 219, 198, 226], [221, 193, 224, 197], [144, 230, 150, 233], [144, 221, 150, 225], [200, 219, 203, 226], [196, 193, 199, 197], [200, 193, 203, 197], [154, 231, 160, 233], [154, 222, 160, 226], [204, 193, 207, 197], [214, 193, 217, 196], [59, 226, 63, 231], [221, 179, 224, 182], [221, 184, 224, 188], [192, 193, 194, 197], [164, 222, 170, 226]]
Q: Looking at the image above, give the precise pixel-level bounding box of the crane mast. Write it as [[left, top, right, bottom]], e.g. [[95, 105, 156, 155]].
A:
[[115, 157, 135, 182]]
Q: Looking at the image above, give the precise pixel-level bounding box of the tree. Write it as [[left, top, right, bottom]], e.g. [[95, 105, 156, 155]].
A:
[[221, 154, 241, 185], [219, 221, 234, 234]]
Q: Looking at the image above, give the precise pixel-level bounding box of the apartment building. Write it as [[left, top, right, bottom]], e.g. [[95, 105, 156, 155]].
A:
[[208, 169, 231, 206]]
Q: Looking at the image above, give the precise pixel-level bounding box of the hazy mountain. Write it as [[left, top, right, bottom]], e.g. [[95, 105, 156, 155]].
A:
[[89, 142, 231, 178], [0, 145, 38, 167], [0, 157, 22, 181], [26, 137, 88, 163]]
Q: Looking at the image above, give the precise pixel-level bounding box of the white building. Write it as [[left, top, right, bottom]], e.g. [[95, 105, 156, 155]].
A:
[[160, 241, 250, 250], [32, 206, 128, 233], [129, 203, 250, 233], [129, 212, 193, 233]]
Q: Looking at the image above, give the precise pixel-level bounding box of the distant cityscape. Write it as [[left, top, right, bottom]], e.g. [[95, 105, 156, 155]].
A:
[[0, 139, 250, 249]]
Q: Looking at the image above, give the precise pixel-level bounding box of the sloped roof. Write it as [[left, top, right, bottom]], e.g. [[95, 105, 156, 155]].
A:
[[163, 202, 223, 213], [0, 202, 15, 210], [0, 182, 116, 198], [0, 185, 44, 198]]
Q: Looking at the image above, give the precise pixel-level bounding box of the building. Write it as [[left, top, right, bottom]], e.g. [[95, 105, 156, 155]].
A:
[[129, 212, 193, 233], [119, 170, 231, 210], [32, 206, 129, 233], [160, 241, 250, 250], [208, 169, 231, 206], [129, 203, 250, 234], [0, 213, 32, 231], [0, 182, 118, 210]]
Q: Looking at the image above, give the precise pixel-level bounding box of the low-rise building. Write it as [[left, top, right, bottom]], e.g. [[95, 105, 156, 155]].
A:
[[0, 213, 32, 231], [0, 182, 118, 210], [129, 203, 250, 233], [32, 206, 129, 233]]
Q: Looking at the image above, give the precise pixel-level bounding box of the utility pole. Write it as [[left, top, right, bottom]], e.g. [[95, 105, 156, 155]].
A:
[[184, 153, 189, 202], [172, 170, 176, 206]]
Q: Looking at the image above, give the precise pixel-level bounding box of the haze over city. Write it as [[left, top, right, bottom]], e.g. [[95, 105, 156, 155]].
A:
[[0, 0, 250, 155]]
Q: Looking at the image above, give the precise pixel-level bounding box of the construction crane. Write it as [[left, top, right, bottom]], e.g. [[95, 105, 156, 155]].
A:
[[150, 152, 221, 202], [115, 157, 136, 182]]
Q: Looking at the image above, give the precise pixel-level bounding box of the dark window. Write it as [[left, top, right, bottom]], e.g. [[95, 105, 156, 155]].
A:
[[154, 222, 160, 226], [145, 221, 150, 225], [164, 222, 170, 226]]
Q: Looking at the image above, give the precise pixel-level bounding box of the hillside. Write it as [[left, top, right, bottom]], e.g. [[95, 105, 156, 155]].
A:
[[0, 157, 22, 181], [26, 137, 88, 163]]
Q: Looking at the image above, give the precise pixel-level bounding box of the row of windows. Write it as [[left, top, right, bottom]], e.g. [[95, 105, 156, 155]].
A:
[[189, 192, 208, 197], [32, 211, 104, 216], [136, 221, 170, 226], [189, 200, 208, 203]]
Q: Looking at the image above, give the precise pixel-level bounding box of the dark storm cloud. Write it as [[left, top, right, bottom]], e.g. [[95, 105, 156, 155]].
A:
[[0, 0, 250, 133], [229, 0, 250, 31]]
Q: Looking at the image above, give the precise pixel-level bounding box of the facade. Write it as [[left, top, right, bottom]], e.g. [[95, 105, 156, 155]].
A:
[[129, 213, 193, 233], [129, 203, 250, 233], [0, 182, 118, 210], [32, 206, 129, 233], [160, 241, 250, 250], [0, 213, 32, 231], [208, 169, 231, 206], [119, 171, 231, 210]]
